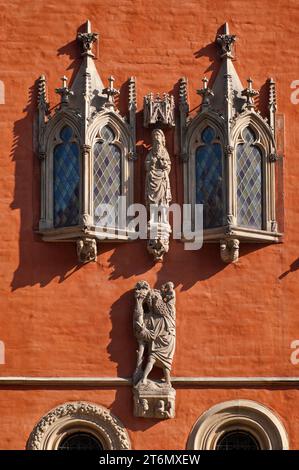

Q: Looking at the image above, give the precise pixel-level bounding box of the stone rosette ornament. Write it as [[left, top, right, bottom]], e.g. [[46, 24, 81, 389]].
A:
[[132, 280, 176, 419]]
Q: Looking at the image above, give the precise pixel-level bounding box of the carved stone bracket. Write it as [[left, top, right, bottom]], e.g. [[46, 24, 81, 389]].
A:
[[76, 237, 97, 263], [143, 93, 175, 127], [220, 238, 240, 263], [133, 380, 176, 419]]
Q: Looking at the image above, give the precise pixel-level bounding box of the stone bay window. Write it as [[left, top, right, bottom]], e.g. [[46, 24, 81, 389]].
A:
[[37, 21, 136, 263], [179, 24, 282, 263]]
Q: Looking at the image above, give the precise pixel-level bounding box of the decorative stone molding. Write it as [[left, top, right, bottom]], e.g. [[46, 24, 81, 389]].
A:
[[143, 93, 175, 128], [145, 129, 172, 262], [132, 281, 176, 419], [76, 237, 97, 263], [36, 20, 136, 261], [134, 381, 175, 419], [180, 23, 282, 264], [220, 238, 239, 263], [187, 399, 289, 450], [27, 401, 131, 450]]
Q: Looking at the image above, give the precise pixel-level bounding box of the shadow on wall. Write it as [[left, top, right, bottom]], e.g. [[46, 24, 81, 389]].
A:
[[279, 257, 299, 280]]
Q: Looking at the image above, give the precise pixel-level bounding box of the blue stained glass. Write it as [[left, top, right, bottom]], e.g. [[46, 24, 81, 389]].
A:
[[196, 127, 223, 228], [54, 126, 80, 228], [93, 126, 121, 227], [237, 127, 263, 229]]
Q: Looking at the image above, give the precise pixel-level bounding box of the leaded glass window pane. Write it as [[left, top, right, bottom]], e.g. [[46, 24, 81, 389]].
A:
[[58, 432, 103, 451], [216, 430, 260, 450], [54, 126, 80, 228], [237, 127, 263, 229], [196, 126, 223, 228], [93, 126, 121, 226]]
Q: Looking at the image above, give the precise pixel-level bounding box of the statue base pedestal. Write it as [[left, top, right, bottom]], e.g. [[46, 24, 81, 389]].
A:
[[133, 380, 176, 419]]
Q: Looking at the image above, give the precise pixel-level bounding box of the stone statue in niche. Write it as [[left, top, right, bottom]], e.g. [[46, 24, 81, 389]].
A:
[[132, 280, 176, 419], [145, 129, 172, 262]]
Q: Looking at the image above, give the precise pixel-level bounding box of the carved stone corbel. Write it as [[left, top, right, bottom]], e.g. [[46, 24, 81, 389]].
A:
[[76, 238, 97, 263], [220, 238, 239, 263]]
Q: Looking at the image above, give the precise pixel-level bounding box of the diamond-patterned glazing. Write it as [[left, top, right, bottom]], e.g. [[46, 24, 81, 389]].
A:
[[237, 127, 263, 229], [196, 127, 223, 228], [93, 126, 121, 226], [54, 126, 80, 228]]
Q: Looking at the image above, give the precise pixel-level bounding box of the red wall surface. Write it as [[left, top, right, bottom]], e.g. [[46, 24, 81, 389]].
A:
[[0, 0, 299, 449]]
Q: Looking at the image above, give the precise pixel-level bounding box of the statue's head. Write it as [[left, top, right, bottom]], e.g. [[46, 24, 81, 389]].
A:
[[152, 128, 165, 147], [134, 280, 150, 300]]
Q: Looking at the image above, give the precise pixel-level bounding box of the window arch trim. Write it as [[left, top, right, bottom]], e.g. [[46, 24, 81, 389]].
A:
[[187, 399, 289, 450]]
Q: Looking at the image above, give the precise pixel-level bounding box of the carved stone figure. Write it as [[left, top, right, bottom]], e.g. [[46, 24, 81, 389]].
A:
[[133, 280, 176, 419], [76, 238, 97, 263], [145, 129, 172, 208], [145, 129, 172, 261], [220, 238, 239, 263]]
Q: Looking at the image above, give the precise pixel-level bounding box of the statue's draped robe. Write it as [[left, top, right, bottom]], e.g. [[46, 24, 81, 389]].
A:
[[144, 298, 175, 371]]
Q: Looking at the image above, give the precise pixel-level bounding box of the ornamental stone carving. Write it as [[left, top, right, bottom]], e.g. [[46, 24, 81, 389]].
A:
[[133, 280, 176, 419], [27, 401, 131, 450], [220, 238, 239, 263], [143, 93, 175, 128], [145, 129, 172, 261]]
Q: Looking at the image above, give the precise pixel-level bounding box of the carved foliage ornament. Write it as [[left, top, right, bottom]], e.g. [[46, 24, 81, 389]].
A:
[[27, 401, 131, 450]]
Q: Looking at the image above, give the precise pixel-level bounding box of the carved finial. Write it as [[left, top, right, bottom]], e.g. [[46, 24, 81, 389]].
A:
[[179, 77, 189, 111], [102, 75, 120, 107], [216, 23, 237, 59], [55, 76, 74, 106], [241, 77, 259, 110], [268, 77, 277, 135], [37, 74, 49, 112], [128, 76, 137, 111], [197, 77, 214, 109], [77, 20, 99, 57]]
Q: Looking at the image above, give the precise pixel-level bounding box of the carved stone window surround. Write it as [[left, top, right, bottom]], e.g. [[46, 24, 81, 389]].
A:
[[187, 399, 289, 450]]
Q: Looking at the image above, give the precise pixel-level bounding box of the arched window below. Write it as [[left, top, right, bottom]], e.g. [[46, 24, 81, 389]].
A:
[[215, 430, 260, 451], [53, 126, 80, 228], [27, 401, 131, 450], [58, 432, 104, 451], [195, 126, 223, 229]]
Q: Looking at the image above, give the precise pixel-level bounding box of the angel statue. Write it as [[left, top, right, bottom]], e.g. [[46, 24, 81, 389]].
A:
[[133, 280, 176, 386]]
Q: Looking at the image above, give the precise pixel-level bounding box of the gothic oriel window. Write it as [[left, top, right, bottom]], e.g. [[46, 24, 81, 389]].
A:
[[195, 126, 223, 229], [36, 21, 136, 263], [179, 23, 282, 263]]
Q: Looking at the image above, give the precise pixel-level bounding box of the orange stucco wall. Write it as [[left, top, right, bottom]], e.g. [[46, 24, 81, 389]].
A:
[[0, 0, 299, 450]]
